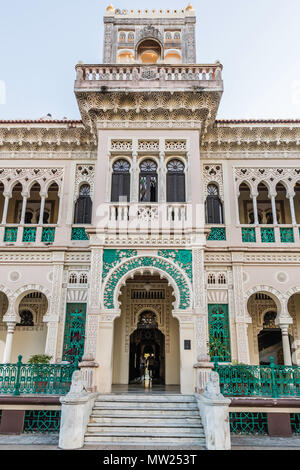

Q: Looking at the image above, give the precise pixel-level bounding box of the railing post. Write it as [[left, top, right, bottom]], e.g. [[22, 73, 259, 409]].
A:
[[13, 355, 22, 396], [270, 356, 278, 398]]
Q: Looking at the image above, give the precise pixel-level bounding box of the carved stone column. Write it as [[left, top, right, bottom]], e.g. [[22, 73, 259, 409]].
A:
[[1, 193, 10, 225], [159, 151, 165, 203], [20, 193, 28, 225], [44, 253, 65, 361], [38, 193, 47, 225], [251, 192, 259, 225], [2, 322, 16, 363], [280, 324, 292, 366], [288, 192, 297, 225], [270, 193, 278, 225], [131, 151, 138, 202], [232, 253, 251, 364], [192, 248, 209, 361], [80, 247, 103, 390]]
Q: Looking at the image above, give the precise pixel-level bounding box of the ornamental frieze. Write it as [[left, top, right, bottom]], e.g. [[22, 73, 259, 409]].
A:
[[102, 254, 192, 310]]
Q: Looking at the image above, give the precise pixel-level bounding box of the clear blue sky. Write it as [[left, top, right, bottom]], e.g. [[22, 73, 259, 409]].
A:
[[0, 0, 300, 120]]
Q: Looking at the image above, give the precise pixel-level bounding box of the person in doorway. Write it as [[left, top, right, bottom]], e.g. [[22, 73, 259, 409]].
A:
[[140, 355, 146, 379]]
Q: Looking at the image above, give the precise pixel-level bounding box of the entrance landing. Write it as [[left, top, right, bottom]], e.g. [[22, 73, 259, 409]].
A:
[[111, 384, 181, 394]]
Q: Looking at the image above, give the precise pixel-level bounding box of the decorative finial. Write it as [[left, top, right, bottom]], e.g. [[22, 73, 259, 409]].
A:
[[186, 3, 194, 11], [106, 4, 115, 12]]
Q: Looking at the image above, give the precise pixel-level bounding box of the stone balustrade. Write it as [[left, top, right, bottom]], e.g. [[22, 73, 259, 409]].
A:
[[107, 203, 188, 228], [75, 63, 222, 84]]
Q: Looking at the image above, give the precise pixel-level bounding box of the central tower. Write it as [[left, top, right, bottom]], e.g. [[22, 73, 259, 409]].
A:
[[103, 4, 196, 64], [76, 5, 224, 395]]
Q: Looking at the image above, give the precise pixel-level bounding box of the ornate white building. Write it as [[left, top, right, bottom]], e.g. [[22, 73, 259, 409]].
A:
[[1, 4, 300, 447]]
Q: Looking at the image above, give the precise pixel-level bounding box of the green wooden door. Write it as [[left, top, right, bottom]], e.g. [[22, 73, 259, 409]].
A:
[[208, 304, 231, 362], [62, 303, 87, 363]]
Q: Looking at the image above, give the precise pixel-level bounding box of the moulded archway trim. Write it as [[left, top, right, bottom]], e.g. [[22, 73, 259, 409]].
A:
[[12, 284, 51, 319], [102, 255, 192, 311], [244, 285, 292, 323], [285, 287, 300, 311], [0, 285, 13, 319]]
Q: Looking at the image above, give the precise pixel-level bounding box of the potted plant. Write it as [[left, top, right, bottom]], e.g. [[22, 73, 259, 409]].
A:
[[28, 355, 52, 393]]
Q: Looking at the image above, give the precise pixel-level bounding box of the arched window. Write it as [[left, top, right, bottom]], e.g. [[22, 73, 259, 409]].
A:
[[139, 160, 158, 203], [128, 32, 134, 42], [165, 32, 172, 43], [119, 32, 126, 42], [137, 311, 158, 329], [17, 310, 34, 327], [174, 32, 181, 42], [74, 184, 92, 224], [111, 159, 131, 203], [205, 184, 223, 224], [69, 273, 77, 284], [218, 274, 226, 285], [166, 159, 186, 203], [79, 273, 88, 284], [208, 273, 216, 285]]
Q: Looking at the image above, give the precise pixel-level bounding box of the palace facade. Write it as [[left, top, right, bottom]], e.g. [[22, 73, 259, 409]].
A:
[[1, 4, 300, 447]]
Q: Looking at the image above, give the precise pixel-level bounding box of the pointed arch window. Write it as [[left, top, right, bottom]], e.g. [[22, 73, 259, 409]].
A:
[[111, 159, 131, 203], [205, 184, 223, 224], [166, 159, 186, 203], [139, 160, 158, 203], [74, 184, 92, 224]]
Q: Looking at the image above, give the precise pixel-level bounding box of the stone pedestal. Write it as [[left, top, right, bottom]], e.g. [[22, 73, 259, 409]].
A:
[[59, 370, 97, 450], [193, 358, 214, 393], [195, 371, 231, 450]]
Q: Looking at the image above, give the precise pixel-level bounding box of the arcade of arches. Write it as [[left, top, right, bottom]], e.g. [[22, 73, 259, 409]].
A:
[[0, 291, 48, 363]]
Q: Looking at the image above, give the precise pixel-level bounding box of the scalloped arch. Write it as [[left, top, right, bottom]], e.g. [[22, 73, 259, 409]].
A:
[[102, 255, 192, 310]]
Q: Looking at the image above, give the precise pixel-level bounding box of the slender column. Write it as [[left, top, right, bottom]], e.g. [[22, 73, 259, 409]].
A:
[[270, 193, 278, 225], [159, 151, 165, 202], [131, 151, 138, 202], [280, 324, 292, 366], [2, 322, 16, 363], [186, 151, 192, 203], [251, 193, 259, 225], [288, 193, 297, 225], [20, 193, 28, 225], [38, 194, 46, 225], [235, 191, 240, 225], [1, 194, 10, 225]]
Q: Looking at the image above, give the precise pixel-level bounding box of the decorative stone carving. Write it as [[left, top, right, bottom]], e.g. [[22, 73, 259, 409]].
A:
[[0, 168, 64, 196], [102, 255, 192, 310], [203, 164, 224, 201], [74, 164, 95, 200]]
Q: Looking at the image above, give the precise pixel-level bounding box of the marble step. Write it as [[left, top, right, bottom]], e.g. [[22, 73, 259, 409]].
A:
[[96, 394, 195, 403], [93, 402, 198, 410], [84, 432, 205, 444], [90, 415, 202, 425], [92, 408, 198, 417], [87, 423, 204, 434]]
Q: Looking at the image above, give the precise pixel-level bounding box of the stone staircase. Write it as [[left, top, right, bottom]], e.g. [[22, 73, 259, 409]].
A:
[[84, 393, 205, 447]]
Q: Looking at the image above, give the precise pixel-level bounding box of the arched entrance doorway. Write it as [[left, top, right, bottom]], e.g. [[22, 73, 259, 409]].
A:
[[257, 311, 284, 365], [129, 311, 165, 385], [112, 272, 180, 388]]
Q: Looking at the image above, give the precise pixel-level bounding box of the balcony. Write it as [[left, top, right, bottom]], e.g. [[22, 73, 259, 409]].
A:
[[240, 225, 300, 245], [75, 63, 223, 91], [2, 225, 57, 245]]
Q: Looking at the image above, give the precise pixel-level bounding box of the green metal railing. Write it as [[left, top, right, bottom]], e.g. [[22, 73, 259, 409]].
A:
[[0, 355, 78, 396], [214, 357, 300, 398]]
